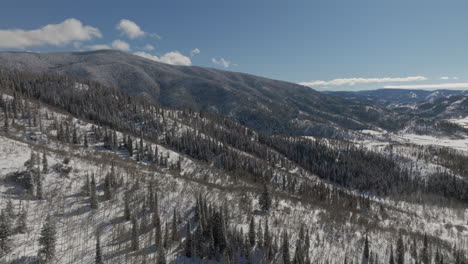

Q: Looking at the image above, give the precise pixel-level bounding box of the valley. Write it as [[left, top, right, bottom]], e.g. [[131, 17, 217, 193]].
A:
[[0, 65, 466, 263]]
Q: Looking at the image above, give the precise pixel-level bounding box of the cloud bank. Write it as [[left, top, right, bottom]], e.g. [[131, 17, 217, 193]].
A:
[[134, 51, 191, 66], [0, 18, 101, 49], [299, 76, 428, 87], [384, 83, 468, 89], [440, 76, 458, 80]]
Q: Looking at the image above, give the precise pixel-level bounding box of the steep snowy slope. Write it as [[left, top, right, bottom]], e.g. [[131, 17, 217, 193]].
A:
[[0, 70, 466, 263]]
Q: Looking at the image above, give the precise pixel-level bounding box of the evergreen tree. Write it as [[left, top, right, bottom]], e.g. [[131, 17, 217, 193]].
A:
[[421, 233, 429, 264], [185, 222, 192, 258], [72, 125, 79, 144], [103, 170, 114, 200], [194, 226, 203, 258], [259, 183, 272, 212], [128, 136, 133, 157], [38, 215, 57, 263], [95, 230, 103, 264], [90, 174, 98, 210], [249, 217, 256, 247], [157, 247, 167, 264], [163, 222, 169, 249], [389, 245, 394, 264], [131, 216, 140, 251], [82, 173, 90, 196], [16, 207, 27, 234], [171, 208, 178, 242], [84, 133, 88, 148], [362, 235, 370, 264], [5, 200, 15, 220], [36, 167, 43, 200], [42, 153, 48, 174], [124, 191, 131, 221], [153, 212, 162, 249], [282, 230, 291, 264], [3, 107, 8, 132], [0, 210, 11, 255], [396, 235, 405, 264]]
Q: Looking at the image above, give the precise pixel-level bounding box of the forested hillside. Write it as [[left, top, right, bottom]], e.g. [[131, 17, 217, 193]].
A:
[[0, 50, 443, 137], [0, 68, 466, 263]]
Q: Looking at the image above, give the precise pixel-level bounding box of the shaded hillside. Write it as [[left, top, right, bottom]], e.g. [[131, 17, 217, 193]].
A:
[[0, 50, 410, 135]]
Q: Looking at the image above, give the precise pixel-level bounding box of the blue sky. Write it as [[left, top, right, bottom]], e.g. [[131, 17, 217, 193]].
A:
[[1, 0, 468, 91]]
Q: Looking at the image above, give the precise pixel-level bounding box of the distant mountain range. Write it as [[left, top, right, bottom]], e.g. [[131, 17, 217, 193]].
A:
[[0, 50, 411, 136], [326, 89, 468, 119], [326, 89, 468, 106]]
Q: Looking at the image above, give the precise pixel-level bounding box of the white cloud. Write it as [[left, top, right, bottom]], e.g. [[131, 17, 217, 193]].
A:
[[0, 18, 101, 49], [134, 51, 191, 66], [190, 48, 200, 56], [384, 83, 468, 90], [111, 39, 130, 51], [440, 76, 458, 80], [211, 57, 231, 68], [116, 19, 145, 39], [299, 76, 428, 87], [86, 44, 111, 50], [144, 44, 155, 51]]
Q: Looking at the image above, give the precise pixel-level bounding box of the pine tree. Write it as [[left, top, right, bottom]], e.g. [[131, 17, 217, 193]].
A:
[[16, 207, 27, 234], [249, 217, 256, 247], [389, 245, 394, 264], [41, 153, 48, 174], [185, 222, 192, 258], [212, 210, 227, 252], [103, 170, 114, 200], [128, 136, 133, 157], [421, 233, 429, 264], [84, 133, 88, 148], [163, 222, 169, 249], [282, 230, 291, 264], [362, 235, 370, 264], [82, 173, 90, 196], [38, 215, 57, 263], [5, 200, 15, 220], [171, 208, 178, 242], [259, 183, 272, 212], [124, 191, 131, 221], [72, 125, 79, 144], [153, 212, 162, 249], [36, 167, 43, 200], [95, 230, 103, 264], [194, 226, 203, 258], [131, 216, 140, 251], [0, 210, 11, 255], [26, 150, 36, 171], [396, 234, 405, 264], [157, 247, 167, 264], [3, 107, 8, 133], [90, 174, 99, 210]]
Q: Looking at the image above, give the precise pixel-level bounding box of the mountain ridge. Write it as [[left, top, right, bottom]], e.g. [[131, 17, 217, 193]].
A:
[[0, 50, 411, 136]]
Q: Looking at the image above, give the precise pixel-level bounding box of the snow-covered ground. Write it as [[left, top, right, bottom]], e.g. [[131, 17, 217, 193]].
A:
[[0, 96, 467, 263]]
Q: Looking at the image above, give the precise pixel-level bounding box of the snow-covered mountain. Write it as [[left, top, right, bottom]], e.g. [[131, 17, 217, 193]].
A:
[[0, 50, 426, 136], [0, 68, 466, 263], [326, 89, 468, 106]]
